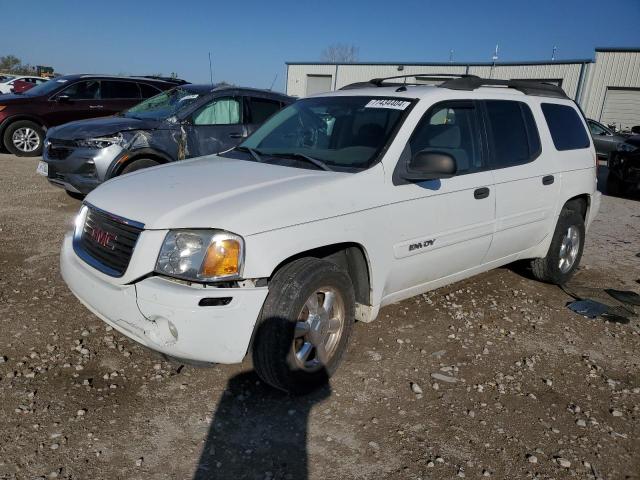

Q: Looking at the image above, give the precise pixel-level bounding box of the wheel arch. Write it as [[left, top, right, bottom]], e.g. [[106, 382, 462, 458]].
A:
[[0, 115, 46, 138], [563, 194, 590, 220], [269, 242, 372, 308], [108, 148, 173, 178]]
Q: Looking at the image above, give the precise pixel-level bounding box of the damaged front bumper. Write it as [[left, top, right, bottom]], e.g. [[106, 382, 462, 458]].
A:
[[60, 233, 269, 363], [44, 142, 123, 194]]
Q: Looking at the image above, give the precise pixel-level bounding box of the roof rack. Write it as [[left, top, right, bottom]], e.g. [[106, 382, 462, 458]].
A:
[[439, 76, 568, 98], [340, 73, 568, 98], [139, 75, 188, 85], [340, 73, 471, 90]]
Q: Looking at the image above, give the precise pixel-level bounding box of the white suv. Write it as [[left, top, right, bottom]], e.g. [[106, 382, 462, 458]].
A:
[[60, 75, 601, 393]]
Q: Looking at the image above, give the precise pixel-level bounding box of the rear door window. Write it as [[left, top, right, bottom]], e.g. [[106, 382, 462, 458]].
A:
[[248, 97, 281, 124], [485, 100, 541, 168], [139, 83, 161, 99], [542, 103, 590, 150], [101, 80, 141, 100]]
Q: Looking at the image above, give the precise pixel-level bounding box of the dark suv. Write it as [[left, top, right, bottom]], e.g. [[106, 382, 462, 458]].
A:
[[0, 74, 186, 156], [40, 85, 293, 195]]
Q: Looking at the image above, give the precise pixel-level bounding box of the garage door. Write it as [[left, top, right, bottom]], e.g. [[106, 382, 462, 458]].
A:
[[306, 75, 332, 95], [600, 88, 640, 130]]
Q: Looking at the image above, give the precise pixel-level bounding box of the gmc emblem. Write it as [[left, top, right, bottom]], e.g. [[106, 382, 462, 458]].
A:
[[90, 227, 117, 250]]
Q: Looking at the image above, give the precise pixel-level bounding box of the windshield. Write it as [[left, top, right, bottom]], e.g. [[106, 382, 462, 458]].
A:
[[23, 77, 68, 96], [123, 87, 200, 120], [238, 96, 413, 171]]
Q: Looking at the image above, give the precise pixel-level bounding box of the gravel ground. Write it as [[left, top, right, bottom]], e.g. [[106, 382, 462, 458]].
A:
[[0, 153, 639, 480]]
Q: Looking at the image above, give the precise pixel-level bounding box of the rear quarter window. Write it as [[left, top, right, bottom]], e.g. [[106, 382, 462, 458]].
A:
[[541, 103, 590, 151]]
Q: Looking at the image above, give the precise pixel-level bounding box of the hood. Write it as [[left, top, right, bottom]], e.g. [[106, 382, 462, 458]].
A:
[[85, 156, 376, 235], [0, 93, 32, 105], [48, 116, 164, 140]]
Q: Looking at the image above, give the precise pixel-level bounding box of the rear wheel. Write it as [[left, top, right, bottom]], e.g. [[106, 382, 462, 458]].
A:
[[252, 258, 355, 394], [531, 208, 585, 285], [120, 158, 159, 175], [3, 120, 44, 157]]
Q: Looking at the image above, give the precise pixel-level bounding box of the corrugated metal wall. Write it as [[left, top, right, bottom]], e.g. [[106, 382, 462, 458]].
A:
[[287, 62, 585, 98], [287, 51, 640, 127], [581, 50, 640, 121]]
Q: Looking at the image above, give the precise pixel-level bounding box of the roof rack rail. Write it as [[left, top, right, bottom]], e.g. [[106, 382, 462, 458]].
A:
[[139, 75, 189, 85], [438, 76, 568, 98], [340, 73, 568, 98], [340, 73, 472, 90]]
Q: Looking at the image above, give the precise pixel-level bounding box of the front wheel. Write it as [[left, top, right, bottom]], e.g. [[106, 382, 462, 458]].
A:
[[252, 258, 355, 394], [531, 209, 585, 285], [3, 120, 44, 157], [120, 158, 159, 175]]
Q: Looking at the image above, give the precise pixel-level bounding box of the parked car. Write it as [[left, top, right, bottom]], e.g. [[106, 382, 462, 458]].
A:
[[607, 134, 640, 196], [0, 74, 186, 156], [60, 75, 600, 393], [587, 119, 630, 161], [39, 85, 293, 195], [11, 77, 47, 94], [0, 75, 48, 94]]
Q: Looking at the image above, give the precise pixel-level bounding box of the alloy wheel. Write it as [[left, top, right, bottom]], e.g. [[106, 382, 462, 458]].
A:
[[12, 127, 40, 153], [558, 225, 580, 273]]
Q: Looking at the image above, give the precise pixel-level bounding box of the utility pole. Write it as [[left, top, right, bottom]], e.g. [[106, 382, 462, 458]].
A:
[[208, 52, 214, 88], [449, 49, 454, 63], [551, 46, 558, 61], [490, 43, 499, 79]]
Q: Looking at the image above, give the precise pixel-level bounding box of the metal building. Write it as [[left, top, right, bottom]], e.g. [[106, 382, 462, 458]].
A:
[[286, 47, 640, 129]]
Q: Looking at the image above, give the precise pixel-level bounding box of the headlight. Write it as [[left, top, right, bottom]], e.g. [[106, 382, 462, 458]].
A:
[[617, 143, 637, 153], [155, 230, 244, 282], [76, 133, 124, 149]]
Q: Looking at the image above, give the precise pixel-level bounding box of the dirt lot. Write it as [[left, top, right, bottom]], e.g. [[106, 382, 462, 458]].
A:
[[0, 153, 638, 480]]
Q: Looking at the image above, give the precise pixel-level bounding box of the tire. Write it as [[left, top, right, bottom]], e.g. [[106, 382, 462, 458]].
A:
[[531, 208, 585, 285], [3, 120, 44, 157], [120, 158, 159, 175], [65, 190, 85, 200], [252, 257, 355, 394]]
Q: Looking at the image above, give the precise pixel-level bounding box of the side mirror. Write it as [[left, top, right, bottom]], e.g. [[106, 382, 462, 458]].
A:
[[402, 150, 456, 181]]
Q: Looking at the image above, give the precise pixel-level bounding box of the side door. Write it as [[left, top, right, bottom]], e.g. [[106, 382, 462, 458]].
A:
[[246, 96, 284, 136], [100, 80, 144, 115], [185, 96, 246, 157], [46, 80, 103, 125], [483, 99, 560, 263], [385, 100, 496, 298]]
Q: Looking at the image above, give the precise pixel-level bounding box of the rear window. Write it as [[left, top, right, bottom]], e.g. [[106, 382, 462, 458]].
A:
[[101, 81, 140, 99], [249, 97, 281, 124], [485, 100, 541, 168], [139, 83, 161, 99], [541, 103, 590, 151]]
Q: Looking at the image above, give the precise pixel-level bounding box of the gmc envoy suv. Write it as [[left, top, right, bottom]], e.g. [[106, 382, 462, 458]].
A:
[[60, 75, 600, 393]]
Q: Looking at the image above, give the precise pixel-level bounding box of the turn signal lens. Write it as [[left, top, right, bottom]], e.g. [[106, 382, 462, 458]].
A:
[[0, 106, 6, 112], [201, 238, 241, 277]]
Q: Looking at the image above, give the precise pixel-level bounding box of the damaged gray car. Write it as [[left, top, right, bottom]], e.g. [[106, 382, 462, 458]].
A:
[[39, 85, 293, 195]]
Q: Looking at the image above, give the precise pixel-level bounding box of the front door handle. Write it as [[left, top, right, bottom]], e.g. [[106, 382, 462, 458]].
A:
[[474, 187, 490, 199], [89, 105, 103, 109], [542, 175, 555, 185], [229, 132, 245, 139]]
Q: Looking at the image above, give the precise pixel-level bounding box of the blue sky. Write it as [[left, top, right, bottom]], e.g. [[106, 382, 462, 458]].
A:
[[2, 0, 639, 91]]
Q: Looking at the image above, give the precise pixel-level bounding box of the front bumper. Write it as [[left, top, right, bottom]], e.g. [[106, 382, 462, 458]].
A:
[[60, 234, 268, 363], [44, 143, 122, 194]]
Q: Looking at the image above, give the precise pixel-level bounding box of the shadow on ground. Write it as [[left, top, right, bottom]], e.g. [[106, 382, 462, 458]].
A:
[[193, 371, 331, 480]]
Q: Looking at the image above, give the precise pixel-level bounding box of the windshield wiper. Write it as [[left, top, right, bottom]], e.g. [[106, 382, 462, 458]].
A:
[[234, 146, 265, 163], [268, 152, 333, 171]]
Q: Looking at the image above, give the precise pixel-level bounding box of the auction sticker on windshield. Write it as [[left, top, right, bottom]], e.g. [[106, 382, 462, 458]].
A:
[[36, 161, 48, 176], [365, 99, 411, 110]]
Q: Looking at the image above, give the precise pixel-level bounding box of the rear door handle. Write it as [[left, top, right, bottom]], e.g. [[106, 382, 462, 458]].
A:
[[474, 187, 490, 199], [542, 175, 555, 185], [89, 105, 103, 109]]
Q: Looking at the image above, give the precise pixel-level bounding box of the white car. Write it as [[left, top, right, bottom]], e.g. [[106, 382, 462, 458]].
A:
[[0, 75, 48, 94], [60, 75, 601, 393]]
